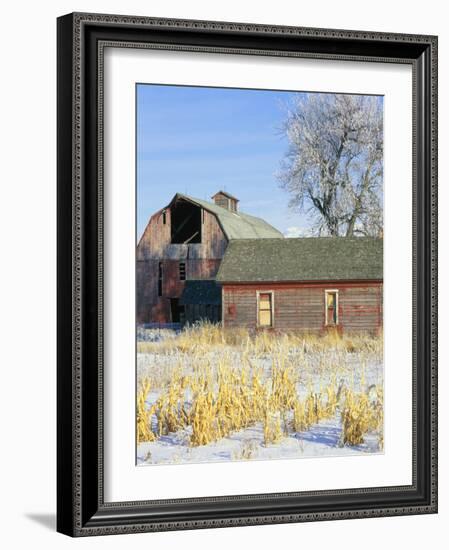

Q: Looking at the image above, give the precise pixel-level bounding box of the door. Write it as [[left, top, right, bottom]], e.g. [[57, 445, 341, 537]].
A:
[[170, 298, 185, 324]]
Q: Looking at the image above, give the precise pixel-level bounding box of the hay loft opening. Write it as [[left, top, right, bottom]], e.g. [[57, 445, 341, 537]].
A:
[[171, 199, 202, 244]]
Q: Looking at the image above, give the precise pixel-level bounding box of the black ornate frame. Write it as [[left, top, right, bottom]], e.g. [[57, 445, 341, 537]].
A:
[[57, 12, 438, 537]]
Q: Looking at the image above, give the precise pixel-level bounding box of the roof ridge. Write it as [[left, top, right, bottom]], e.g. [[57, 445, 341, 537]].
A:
[[176, 193, 284, 239], [217, 237, 383, 283], [178, 193, 238, 215], [228, 236, 382, 242]]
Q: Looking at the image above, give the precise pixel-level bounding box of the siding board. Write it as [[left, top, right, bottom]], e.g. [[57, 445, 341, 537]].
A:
[[223, 282, 383, 333], [137, 204, 228, 323]]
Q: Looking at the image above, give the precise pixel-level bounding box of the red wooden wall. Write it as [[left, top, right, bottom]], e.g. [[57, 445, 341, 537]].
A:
[[222, 281, 383, 334], [136, 206, 227, 323]]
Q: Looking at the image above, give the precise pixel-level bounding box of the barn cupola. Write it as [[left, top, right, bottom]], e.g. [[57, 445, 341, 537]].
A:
[[211, 190, 239, 212]]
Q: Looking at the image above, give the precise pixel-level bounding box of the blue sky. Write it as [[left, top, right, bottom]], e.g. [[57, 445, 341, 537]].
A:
[[136, 84, 307, 240]]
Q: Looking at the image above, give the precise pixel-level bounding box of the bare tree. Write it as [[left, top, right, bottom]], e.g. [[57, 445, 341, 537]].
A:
[[278, 93, 383, 237]]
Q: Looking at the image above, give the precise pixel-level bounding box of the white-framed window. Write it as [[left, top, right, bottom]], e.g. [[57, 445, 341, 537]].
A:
[[257, 291, 274, 327], [325, 289, 339, 326]]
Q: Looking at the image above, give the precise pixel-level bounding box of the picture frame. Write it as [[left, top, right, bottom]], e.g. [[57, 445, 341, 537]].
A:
[[57, 12, 438, 536]]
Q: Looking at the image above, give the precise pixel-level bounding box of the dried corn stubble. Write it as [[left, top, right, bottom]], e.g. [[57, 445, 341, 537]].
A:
[[137, 326, 384, 451], [155, 367, 189, 436], [263, 406, 283, 446], [138, 321, 383, 357], [137, 379, 156, 443], [190, 390, 218, 446], [340, 384, 383, 446]]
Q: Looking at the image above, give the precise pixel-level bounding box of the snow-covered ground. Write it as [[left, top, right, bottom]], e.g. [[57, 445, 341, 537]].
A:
[[137, 416, 380, 466], [137, 327, 383, 466]]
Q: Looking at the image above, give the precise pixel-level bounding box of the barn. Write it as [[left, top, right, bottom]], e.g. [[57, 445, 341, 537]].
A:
[[137, 190, 383, 333], [216, 238, 383, 333], [136, 190, 283, 325]]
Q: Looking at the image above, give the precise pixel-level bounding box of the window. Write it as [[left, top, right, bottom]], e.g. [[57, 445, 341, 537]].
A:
[[325, 290, 339, 326], [158, 262, 163, 297], [171, 200, 201, 243], [179, 262, 186, 281], [162, 211, 166, 225], [258, 292, 273, 327]]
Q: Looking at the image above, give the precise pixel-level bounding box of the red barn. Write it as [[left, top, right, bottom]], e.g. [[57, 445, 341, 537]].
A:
[[216, 238, 383, 334], [137, 191, 383, 333], [136, 191, 283, 325]]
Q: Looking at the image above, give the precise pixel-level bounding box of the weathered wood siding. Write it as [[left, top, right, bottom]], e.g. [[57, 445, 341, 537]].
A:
[[137, 208, 226, 261], [185, 304, 222, 324], [222, 281, 383, 334], [137, 206, 227, 323]]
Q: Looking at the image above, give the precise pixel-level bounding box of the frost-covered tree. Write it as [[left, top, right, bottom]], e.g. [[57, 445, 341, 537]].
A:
[[278, 93, 383, 237]]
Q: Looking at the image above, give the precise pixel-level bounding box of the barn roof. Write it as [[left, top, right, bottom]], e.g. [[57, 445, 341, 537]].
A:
[[216, 237, 383, 283], [174, 194, 283, 240], [179, 280, 222, 305]]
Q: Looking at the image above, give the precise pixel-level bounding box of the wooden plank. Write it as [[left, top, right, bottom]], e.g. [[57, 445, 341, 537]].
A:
[[223, 282, 383, 333]]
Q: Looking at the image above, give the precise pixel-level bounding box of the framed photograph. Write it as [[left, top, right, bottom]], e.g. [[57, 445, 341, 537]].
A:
[[57, 12, 438, 536]]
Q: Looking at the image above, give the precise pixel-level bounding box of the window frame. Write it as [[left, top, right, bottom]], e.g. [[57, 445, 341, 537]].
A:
[[324, 289, 339, 326], [256, 290, 274, 328]]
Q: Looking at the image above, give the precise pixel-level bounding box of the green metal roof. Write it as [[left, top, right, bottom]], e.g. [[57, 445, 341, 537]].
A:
[[179, 280, 222, 305], [216, 237, 383, 283], [176, 194, 284, 240]]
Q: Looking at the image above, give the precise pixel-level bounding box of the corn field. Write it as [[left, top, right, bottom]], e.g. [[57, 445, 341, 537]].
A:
[[137, 322, 383, 464]]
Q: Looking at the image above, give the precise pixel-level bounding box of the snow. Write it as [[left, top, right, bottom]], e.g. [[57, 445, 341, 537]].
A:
[[137, 416, 380, 466], [136, 328, 383, 466]]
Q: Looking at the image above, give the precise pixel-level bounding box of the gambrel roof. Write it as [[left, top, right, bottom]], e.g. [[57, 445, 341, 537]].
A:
[[173, 194, 283, 240], [216, 237, 383, 283]]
